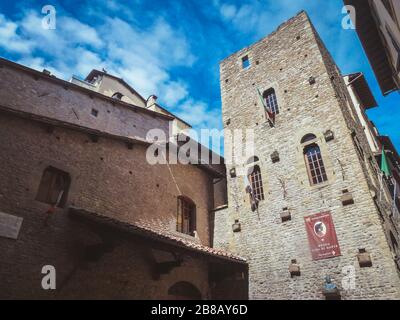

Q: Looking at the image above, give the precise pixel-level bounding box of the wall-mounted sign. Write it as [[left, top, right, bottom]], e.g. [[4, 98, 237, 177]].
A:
[[304, 211, 341, 260], [0, 211, 23, 240]]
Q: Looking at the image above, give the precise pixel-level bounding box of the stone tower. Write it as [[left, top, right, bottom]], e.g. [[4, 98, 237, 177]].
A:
[[214, 11, 400, 299]]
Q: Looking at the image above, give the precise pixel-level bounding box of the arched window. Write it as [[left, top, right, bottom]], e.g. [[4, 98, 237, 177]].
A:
[[301, 133, 317, 144], [246, 156, 259, 165], [303, 142, 328, 186], [177, 196, 196, 236], [36, 166, 71, 208], [168, 281, 202, 300], [263, 88, 279, 115], [248, 165, 265, 201], [112, 92, 124, 100]]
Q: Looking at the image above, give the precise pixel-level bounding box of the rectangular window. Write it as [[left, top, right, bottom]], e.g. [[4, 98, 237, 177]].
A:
[[36, 167, 70, 208], [177, 197, 196, 236], [304, 145, 328, 185], [264, 89, 279, 115], [249, 166, 265, 201], [242, 55, 250, 69], [91, 108, 99, 117]]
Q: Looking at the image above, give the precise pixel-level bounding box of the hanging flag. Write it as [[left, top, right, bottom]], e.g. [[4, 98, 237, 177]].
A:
[[381, 148, 392, 177], [245, 175, 259, 212], [304, 212, 341, 260], [45, 190, 64, 215], [257, 88, 275, 126]]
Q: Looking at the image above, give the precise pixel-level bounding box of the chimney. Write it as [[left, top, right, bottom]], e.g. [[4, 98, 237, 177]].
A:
[[146, 95, 158, 108]]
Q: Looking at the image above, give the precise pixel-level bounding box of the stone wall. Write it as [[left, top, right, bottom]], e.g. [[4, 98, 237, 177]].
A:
[[0, 111, 217, 299], [215, 11, 400, 299], [0, 60, 170, 142]]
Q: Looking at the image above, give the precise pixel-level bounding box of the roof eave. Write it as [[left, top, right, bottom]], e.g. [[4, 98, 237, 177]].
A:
[[343, 0, 398, 95], [68, 207, 247, 265]]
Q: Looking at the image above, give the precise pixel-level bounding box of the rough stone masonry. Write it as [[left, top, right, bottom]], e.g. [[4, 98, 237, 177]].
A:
[[214, 11, 400, 299]]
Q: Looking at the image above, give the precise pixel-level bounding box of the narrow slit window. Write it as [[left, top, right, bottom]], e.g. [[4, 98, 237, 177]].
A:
[[242, 55, 250, 69], [177, 196, 196, 236]]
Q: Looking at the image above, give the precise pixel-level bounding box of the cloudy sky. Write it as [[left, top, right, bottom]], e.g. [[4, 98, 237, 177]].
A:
[[0, 0, 399, 153]]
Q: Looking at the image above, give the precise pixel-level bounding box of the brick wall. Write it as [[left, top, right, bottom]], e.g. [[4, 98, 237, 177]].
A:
[[0, 112, 217, 299]]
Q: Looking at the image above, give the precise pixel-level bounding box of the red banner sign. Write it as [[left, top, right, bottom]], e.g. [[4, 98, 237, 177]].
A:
[[304, 212, 341, 260]]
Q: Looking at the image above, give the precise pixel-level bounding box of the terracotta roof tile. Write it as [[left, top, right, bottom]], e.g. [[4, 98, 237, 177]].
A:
[[69, 207, 246, 264]]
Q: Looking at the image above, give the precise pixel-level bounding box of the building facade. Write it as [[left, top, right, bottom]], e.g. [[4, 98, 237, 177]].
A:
[[214, 11, 400, 299], [344, 0, 400, 96], [0, 58, 247, 299], [70, 69, 191, 135], [344, 72, 400, 267], [1, 9, 400, 300]]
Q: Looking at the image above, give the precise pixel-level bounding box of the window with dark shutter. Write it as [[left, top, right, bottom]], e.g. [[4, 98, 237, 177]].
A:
[[36, 167, 70, 208], [112, 92, 124, 100], [177, 196, 196, 236], [263, 88, 279, 115]]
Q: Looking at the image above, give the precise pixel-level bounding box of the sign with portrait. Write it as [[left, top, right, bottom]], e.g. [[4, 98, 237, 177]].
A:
[[304, 211, 341, 260]]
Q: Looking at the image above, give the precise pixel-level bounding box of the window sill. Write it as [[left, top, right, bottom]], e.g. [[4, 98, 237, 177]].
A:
[[173, 230, 201, 243], [309, 181, 330, 190], [212, 204, 228, 212]]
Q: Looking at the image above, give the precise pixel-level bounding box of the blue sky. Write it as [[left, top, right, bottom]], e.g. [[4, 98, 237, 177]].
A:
[[0, 0, 399, 154]]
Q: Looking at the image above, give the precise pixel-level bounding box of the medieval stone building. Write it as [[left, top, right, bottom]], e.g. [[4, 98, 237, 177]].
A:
[[0, 58, 247, 299], [214, 11, 400, 299], [1, 10, 399, 300]]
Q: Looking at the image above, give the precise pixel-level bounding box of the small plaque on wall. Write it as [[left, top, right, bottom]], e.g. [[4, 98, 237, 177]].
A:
[[0, 211, 23, 240]]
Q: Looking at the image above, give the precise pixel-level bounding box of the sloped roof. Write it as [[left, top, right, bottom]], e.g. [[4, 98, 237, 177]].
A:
[[85, 69, 147, 104], [69, 207, 246, 264], [345, 72, 378, 109], [0, 57, 173, 122], [86, 69, 193, 128]]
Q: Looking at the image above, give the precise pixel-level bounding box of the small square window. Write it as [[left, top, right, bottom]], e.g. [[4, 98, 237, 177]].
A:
[[91, 108, 99, 117], [242, 55, 250, 69]]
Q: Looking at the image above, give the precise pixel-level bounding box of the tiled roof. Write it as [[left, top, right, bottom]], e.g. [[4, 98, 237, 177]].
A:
[[68, 207, 247, 264]]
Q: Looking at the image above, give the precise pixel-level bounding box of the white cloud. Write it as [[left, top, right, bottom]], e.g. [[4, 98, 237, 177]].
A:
[[0, 8, 219, 136], [220, 4, 237, 20], [61, 17, 103, 48], [0, 14, 33, 53], [17, 56, 46, 72], [97, 17, 195, 104], [214, 0, 336, 39], [174, 99, 222, 130], [161, 81, 188, 106]]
